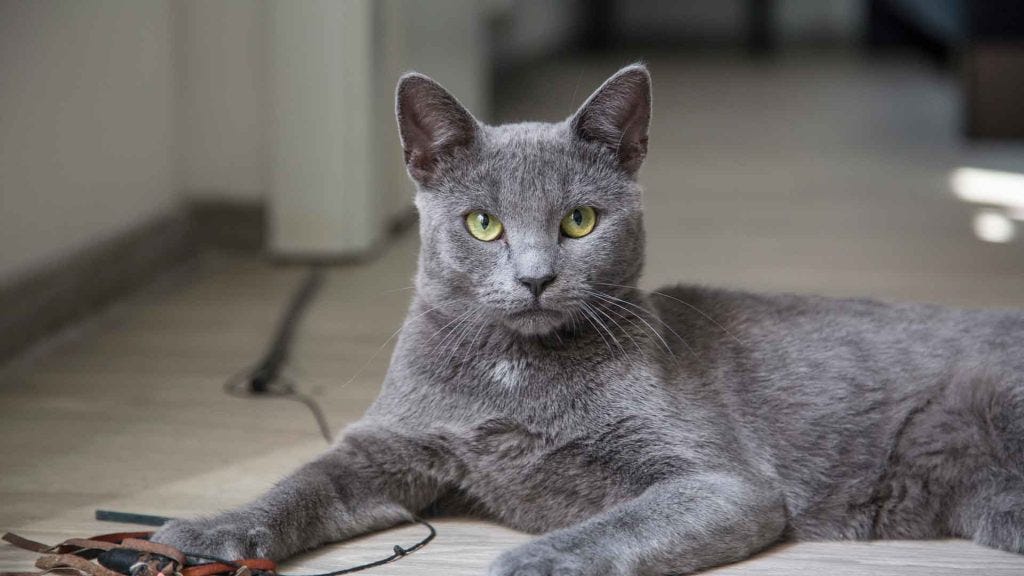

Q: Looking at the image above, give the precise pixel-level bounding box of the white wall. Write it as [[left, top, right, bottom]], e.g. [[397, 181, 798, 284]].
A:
[[267, 0, 377, 256], [176, 0, 267, 201], [0, 1, 178, 284]]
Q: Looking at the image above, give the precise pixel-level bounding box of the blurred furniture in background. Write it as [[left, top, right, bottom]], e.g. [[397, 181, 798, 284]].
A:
[[964, 0, 1024, 139], [182, 0, 489, 259]]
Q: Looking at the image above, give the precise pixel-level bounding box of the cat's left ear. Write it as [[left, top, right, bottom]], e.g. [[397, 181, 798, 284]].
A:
[[570, 64, 651, 175]]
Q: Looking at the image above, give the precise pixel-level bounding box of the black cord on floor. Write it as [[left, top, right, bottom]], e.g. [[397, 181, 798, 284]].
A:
[[224, 267, 334, 443], [249, 268, 324, 394], [223, 367, 333, 443], [182, 519, 437, 576]]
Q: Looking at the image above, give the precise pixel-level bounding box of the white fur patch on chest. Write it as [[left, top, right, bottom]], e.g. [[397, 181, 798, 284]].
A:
[[488, 357, 531, 388]]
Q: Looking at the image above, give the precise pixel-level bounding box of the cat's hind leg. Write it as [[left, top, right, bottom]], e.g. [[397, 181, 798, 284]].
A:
[[942, 370, 1024, 553], [960, 478, 1024, 553]]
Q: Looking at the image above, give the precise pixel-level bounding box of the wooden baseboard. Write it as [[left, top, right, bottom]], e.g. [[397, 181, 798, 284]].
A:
[[0, 198, 416, 364], [0, 200, 271, 364], [0, 210, 197, 363], [188, 199, 266, 252]]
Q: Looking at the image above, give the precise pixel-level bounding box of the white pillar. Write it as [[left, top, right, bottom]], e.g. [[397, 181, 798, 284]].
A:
[[267, 0, 378, 257]]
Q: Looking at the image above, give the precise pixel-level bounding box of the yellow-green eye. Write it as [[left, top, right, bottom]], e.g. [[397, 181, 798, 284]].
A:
[[466, 211, 503, 241], [560, 206, 597, 238]]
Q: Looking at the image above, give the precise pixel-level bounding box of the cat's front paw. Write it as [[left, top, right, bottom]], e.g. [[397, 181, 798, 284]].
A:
[[488, 539, 625, 576], [151, 517, 277, 561]]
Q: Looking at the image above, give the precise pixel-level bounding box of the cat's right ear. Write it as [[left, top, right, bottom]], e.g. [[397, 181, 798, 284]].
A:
[[570, 64, 651, 175], [395, 73, 478, 185]]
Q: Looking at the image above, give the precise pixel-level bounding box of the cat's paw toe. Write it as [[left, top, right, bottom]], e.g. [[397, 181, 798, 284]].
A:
[[152, 519, 275, 560], [488, 540, 620, 576]]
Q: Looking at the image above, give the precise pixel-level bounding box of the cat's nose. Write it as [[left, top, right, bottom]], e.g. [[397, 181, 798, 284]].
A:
[[518, 274, 557, 297]]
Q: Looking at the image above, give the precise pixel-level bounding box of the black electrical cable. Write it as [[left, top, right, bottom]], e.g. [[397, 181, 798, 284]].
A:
[[223, 367, 332, 443], [94, 511, 437, 576], [223, 267, 333, 442], [180, 519, 436, 576], [249, 267, 324, 393]]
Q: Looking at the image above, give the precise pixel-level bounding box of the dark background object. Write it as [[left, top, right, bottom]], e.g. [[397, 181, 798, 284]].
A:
[[965, 0, 1024, 139], [746, 0, 776, 57], [866, 0, 964, 67]]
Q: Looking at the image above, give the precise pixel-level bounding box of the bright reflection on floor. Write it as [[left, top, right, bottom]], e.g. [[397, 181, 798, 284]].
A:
[[950, 167, 1024, 243], [973, 210, 1017, 244]]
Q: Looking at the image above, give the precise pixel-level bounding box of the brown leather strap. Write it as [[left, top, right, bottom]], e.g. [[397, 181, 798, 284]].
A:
[[3, 532, 144, 555], [86, 532, 153, 545], [6, 530, 276, 576], [181, 565, 227, 576], [36, 554, 122, 576], [59, 539, 117, 552], [181, 559, 277, 576], [119, 539, 185, 566], [2, 533, 53, 554]]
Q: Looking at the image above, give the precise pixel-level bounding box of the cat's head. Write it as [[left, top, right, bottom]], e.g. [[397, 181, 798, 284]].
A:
[[396, 65, 651, 336]]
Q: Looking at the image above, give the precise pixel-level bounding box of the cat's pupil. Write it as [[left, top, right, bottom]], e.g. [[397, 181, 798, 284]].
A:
[[478, 213, 490, 229], [572, 209, 583, 226]]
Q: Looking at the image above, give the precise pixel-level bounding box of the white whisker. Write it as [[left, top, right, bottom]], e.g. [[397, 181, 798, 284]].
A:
[[592, 281, 744, 345], [591, 299, 645, 355], [589, 300, 638, 357], [585, 289, 697, 360], [578, 303, 614, 357]]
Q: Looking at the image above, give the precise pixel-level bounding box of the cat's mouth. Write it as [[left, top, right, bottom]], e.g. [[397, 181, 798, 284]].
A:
[[504, 306, 565, 335]]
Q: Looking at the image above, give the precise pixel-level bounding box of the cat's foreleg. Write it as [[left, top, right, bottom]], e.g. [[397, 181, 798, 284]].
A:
[[152, 425, 455, 561], [489, 471, 787, 576]]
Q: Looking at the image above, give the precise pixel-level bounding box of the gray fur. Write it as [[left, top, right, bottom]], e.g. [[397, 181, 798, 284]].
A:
[[154, 65, 1024, 574]]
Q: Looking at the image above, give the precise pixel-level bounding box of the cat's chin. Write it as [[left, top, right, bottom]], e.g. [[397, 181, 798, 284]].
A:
[[503, 308, 565, 336]]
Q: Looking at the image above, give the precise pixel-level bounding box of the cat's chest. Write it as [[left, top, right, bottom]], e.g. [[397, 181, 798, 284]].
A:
[[447, 341, 634, 399], [390, 339, 698, 531], [481, 356, 532, 389], [453, 415, 665, 532]]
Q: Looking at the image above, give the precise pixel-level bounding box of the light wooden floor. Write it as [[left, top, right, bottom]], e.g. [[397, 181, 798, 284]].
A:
[[3, 52, 1024, 574]]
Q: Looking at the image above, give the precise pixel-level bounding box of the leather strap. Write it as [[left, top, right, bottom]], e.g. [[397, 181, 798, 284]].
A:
[[118, 539, 185, 566], [36, 554, 123, 576], [84, 532, 153, 545], [60, 539, 117, 552], [2, 533, 53, 554], [181, 559, 277, 576], [3, 533, 127, 556], [4, 530, 276, 576]]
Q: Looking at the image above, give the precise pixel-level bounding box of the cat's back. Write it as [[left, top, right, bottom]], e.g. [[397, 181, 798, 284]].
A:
[[652, 283, 1024, 376]]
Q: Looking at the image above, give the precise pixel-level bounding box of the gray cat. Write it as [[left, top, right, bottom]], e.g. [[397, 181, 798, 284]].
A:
[[153, 65, 1024, 575]]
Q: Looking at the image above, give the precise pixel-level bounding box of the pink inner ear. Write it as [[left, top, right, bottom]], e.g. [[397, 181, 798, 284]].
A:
[[573, 69, 651, 173], [398, 101, 440, 182], [405, 147, 435, 182], [397, 76, 477, 184]]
